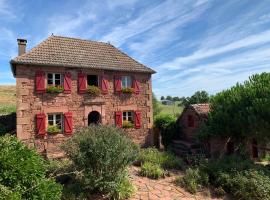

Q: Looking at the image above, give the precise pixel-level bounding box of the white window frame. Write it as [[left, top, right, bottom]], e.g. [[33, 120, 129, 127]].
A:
[[48, 113, 63, 131], [123, 111, 134, 123], [47, 73, 62, 86], [121, 76, 132, 88]]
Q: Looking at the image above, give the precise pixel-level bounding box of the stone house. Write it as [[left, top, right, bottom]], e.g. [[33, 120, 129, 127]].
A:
[[10, 35, 156, 158], [175, 103, 264, 159]]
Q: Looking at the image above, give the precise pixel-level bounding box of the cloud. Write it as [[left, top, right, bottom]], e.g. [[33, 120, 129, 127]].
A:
[[0, 0, 16, 19], [100, 0, 201, 47]]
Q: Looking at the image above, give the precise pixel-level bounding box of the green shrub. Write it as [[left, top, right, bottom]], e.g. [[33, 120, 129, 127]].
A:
[[110, 175, 136, 200], [230, 169, 270, 200], [154, 114, 179, 148], [201, 155, 270, 199], [0, 135, 62, 199], [61, 125, 139, 199], [140, 162, 165, 179], [138, 148, 183, 169], [0, 105, 16, 115], [121, 87, 134, 94], [87, 85, 101, 95], [122, 121, 134, 128], [176, 168, 208, 194], [46, 85, 64, 93], [47, 125, 61, 134]]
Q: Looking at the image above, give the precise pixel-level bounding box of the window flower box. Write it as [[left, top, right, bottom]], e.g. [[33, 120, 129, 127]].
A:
[[47, 125, 61, 134], [122, 121, 134, 128], [46, 85, 64, 93], [121, 87, 134, 94], [87, 85, 101, 95]]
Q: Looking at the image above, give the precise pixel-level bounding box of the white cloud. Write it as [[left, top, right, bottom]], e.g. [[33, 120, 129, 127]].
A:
[[0, 0, 16, 19]]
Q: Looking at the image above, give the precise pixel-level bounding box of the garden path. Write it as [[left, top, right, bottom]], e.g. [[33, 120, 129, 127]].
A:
[[129, 166, 224, 200]]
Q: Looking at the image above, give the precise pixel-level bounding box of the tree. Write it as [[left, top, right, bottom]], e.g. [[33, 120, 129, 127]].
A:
[[160, 96, 165, 100], [153, 93, 162, 117], [179, 91, 210, 106], [205, 72, 270, 143], [166, 96, 173, 101], [172, 96, 180, 101]]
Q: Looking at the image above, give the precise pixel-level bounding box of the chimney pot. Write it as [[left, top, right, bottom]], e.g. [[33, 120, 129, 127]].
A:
[[17, 38, 27, 56]]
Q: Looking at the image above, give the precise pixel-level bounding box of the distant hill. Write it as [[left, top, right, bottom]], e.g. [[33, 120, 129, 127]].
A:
[[0, 85, 16, 115]]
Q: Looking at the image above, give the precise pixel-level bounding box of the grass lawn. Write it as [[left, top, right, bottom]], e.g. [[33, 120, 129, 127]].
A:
[[158, 101, 183, 117], [0, 85, 16, 115]]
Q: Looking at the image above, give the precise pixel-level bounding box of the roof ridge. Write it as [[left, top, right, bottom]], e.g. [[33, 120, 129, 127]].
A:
[[52, 35, 110, 46]]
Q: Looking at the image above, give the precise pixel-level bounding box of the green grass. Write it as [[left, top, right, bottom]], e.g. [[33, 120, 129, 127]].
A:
[[159, 101, 183, 117], [0, 105, 16, 115]]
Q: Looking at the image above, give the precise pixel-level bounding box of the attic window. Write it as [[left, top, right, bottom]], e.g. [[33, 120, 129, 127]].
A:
[[47, 73, 61, 86], [87, 75, 99, 86]]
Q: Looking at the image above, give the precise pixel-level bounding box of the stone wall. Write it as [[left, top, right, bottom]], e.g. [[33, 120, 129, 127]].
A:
[[16, 65, 153, 158], [178, 107, 202, 139]]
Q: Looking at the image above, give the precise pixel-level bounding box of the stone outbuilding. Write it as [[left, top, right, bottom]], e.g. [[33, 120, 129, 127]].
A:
[[10, 35, 156, 158], [174, 103, 266, 159]]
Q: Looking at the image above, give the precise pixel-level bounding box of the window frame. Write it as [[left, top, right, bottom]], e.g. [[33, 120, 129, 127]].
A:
[[121, 76, 132, 89], [47, 73, 62, 86], [122, 111, 134, 123], [47, 113, 63, 132]]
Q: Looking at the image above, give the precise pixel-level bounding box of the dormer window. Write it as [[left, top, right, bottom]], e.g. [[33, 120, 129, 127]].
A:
[[47, 73, 61, 86], [121, 76, 132, 88]]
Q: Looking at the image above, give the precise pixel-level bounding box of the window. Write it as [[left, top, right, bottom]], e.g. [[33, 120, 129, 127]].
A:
[[123, 111, 133, 123], [187, 115, 195, 127], [87, 75, 99, 86], [47, 73, 61, 86], [121, 76, 132, 88], [48, 114, 62, 131]]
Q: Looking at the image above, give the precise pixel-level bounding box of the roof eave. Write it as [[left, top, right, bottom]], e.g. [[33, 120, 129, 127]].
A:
[[10, 60, 156, 74]]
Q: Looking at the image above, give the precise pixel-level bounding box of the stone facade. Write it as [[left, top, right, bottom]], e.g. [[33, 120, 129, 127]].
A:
[[16, 65, 153, 158], [177, 107, 206, 139]]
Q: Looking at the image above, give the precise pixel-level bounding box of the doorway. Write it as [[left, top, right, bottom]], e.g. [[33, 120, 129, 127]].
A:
[[88, 111, 101, 125]]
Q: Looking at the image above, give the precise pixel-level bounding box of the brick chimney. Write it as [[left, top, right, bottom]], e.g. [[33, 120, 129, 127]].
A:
[[17, 38, 27, 56]]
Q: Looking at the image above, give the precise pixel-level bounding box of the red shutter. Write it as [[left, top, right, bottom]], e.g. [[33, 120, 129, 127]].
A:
[[134, 111, 141, 129], [64, 72, 72, 93], [133, 78, 140, 94], [78, 72, 86, 93], [36, 113, 46, 135], [115, 111, 122, 127], [64, 112, 73, 135], [188, 115, 194, 127], [114, 76, 122, 93], [101, 75, 109, 94], [36, 71, 45, 94]]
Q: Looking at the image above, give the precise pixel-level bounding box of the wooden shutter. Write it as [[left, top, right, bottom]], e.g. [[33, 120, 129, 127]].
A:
[[133, 78, 140, 94], [36, 113, 46, 135], [101, 75, 109, 94], [64, 72, 72, 93], [134, 111, 141, 129], [64, 112, 73, 135], [36, 71, 45, 94], [188, 115, 194, 127], [114, 76, 122, 93], [78, 72, 86, 93], [115, 111, 122, 127]]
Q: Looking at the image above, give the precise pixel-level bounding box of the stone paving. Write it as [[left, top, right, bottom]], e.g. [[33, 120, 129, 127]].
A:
[[129, 166, 225, 200]]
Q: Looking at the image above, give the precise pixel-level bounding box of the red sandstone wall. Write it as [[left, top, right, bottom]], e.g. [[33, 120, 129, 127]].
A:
[[16, 65, 153, 158]]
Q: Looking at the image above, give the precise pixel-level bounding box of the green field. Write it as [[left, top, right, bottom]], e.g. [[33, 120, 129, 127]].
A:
[[0, 85, 16, 115], [158, 101, 183, 117]]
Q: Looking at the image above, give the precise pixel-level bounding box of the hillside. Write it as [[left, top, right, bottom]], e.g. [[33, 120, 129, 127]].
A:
[[158, 101, 183, 117], [0, 85, 16, 115]]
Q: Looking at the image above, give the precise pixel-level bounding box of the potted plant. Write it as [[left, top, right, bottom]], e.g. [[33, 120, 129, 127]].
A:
[[121, 87, 134, 94], [47, 125, 61, 134], [122, 121, 134, 128], [46, 85, 64, 93], [87, 85, 101, 95]]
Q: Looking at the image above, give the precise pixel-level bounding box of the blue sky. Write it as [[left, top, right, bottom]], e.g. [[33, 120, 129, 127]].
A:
[[1, 0, 270, 97]]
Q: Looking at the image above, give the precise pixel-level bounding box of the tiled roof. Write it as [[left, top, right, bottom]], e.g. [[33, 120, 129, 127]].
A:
[[190, 103, 210, 116], [10, 35, 156, 74]]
